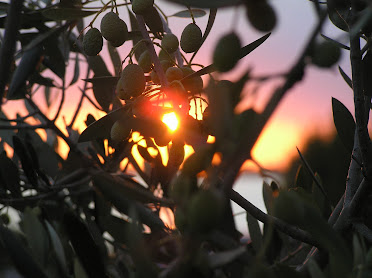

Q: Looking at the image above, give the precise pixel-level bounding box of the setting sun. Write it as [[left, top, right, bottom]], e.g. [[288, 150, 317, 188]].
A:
[[162, 112, 179, 132]]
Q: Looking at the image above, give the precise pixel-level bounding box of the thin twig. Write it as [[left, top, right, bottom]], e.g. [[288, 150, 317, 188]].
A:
[[229, 189, 321, 248], [0, 124, 45, 130], [52, 75, 66, 122]]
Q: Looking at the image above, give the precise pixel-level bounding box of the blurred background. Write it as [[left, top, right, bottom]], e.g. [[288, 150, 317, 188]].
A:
[[1, 0, 357, 235]]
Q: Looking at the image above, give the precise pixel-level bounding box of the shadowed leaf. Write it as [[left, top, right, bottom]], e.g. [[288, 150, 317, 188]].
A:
[[45, 221, 68, 276], [7, 45, 43, 100], [182, 33, 270, 81], [165, 0, 240, 8], [92, 172, 166, 230], [128, 10, 147, 61], [0, 225, 48, 278], [78, 106, 129, 142], [170, 9, 206, 18], [332, 97, 355, 153], [21, 207, 49, 267], [246, 212, 263, 254], [0, 151, 21, 197], [42, 7, 96, 20], [207, 246, 247, 268], [63, 211, 107, 278], [142, 6, 164, 37], [69, 52, 80, 86], [12, 136, 38, 188], [338, 66, 352, 88]]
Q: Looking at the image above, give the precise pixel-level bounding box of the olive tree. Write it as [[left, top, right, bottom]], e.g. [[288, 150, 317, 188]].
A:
[[0, 0, 370, 277]]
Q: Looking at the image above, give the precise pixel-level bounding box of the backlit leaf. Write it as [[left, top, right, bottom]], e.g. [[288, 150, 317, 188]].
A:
[[332, 97, 355, 153]]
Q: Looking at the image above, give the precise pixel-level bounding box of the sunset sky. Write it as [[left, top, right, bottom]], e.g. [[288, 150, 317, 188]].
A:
[[2, 0, 358, 172]]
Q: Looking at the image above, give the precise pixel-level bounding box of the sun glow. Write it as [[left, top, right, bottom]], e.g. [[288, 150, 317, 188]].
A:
[[162, 112, 179, 132]]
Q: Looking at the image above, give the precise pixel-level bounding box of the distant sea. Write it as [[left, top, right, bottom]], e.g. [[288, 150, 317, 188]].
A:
[[230, 172, 266, 236]]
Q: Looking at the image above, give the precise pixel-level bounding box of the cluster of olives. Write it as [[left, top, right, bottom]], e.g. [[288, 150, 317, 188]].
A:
[[83, 11, 128, 56]]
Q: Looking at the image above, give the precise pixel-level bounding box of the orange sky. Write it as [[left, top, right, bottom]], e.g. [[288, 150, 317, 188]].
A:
[[1, 0, 355, 173]]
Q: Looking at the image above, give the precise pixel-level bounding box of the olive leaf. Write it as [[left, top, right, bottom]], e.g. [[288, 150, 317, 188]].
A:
[[338, 66, 352, 89], [12, 136, 38, 188], [41, 7, 96, 21], [92, 172, 166, 231], [363, 50, 372, 96], [107, 43, 122, 76], [246, 212, 263, 254], [45, 221, 69, 276], [69, 52, 80, 86], [181, 33, 271, 82], [79, 106, 129, 142], [0, 151, 21, 197], [21, 207, 50, 267], [0, 225, 48, 278], [170, 9, 207, 18], [165, 0, 240, 8], [63, 211, 107, 278], [142, 6, 164, 37], [332, 97, 355, 153], [7, 44, 43, 100]]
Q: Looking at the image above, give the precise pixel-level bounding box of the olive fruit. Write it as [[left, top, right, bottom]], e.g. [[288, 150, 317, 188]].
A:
[[187, 189, 225, 233], [213, 32, 241, 72], [180, 23, 203, 53], [132, 0, 154, 15], [110, 119, 132, 142], [166, 67, 183, 82], [181, 66, 203, 93], [150, 60, 173, 84], [161, 33, 179, 53], [169, 173, 197, 204], [138, 50, 153, 73], [83, 28, 103, 56], [246, 1, 277, 32], [117, 64, 146, 99], [100, 11, 128, 47], [159, 49, 175, 62], [311, 41, 341, 68]]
